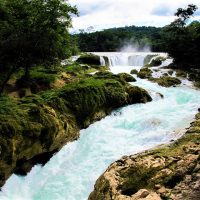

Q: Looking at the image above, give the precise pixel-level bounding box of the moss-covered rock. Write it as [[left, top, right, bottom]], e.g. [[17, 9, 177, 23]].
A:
[[149, 76, 181, 87], [103, 56, 109, 66], [0, 74, 152, 188], [77, 54, 101, 66], [176, 70, 187, 78], [143, 54, 158, 66], [89, 112, 200, 200], [117, 73, 136, 82], [126, 86, 152, 103], [130, 69, 138, 75], [137, 68, 153, 79], [168, 70, 174, 75], [145, 56, 166, 67]]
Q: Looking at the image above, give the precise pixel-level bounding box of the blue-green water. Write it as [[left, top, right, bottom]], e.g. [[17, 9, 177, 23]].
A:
[[0, 60, 200, 200]]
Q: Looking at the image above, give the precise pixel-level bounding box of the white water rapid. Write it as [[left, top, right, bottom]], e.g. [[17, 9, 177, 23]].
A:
[[0, 53, 200, 200], [93, 52, 166, 67]]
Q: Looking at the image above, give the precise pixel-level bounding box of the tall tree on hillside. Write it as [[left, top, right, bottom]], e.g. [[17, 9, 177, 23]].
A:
[[0, 0, 78, 94], [162, 4, 199, 68]]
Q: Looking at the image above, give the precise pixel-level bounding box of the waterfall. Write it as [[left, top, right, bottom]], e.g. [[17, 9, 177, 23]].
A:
[[93, 52, 166, 67], [128, 55, 146, 66], [99, 56, 106, 66]]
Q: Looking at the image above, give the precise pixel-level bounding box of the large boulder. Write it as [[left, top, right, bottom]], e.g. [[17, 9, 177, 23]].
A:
[[77, 54, 101, 66], [137, 68, 153, 79], [149, 76, 181, 87], [118, 73, 136, 82]]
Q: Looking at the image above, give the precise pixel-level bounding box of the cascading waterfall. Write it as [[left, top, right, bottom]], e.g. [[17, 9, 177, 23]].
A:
[[95, 52, 166, 67], [0, 52, 199, 200]]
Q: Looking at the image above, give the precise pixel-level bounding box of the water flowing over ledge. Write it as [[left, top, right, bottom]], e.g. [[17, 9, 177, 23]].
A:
[[0, 52, 199, 200], [92, 52, 167, 67]]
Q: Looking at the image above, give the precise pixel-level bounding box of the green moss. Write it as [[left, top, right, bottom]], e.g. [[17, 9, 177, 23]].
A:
[[127, 86, 152, 103], [176, 70, 187, 78], [149, 76, 181, 87], [130, 69, 138, 75], [118, 165, 159, 196], [77, 54, 101, 65], [145, 56, 166, 67], [0, 74, 152, 187], [103, 56, 109, 66], [137, 68, 152, 79], [194, 81, 200, 88], [143, 54, 158, 66], [117, 73, 136, 82]]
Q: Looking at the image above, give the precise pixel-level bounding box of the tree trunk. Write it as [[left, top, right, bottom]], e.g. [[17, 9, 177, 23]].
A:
[[24, 65, 30, 80], [0, 67, 16, 96]]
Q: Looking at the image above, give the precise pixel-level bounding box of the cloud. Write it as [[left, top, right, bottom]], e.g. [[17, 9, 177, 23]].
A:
[[151, 6, 174, 16], [68, 0, 200, 31]]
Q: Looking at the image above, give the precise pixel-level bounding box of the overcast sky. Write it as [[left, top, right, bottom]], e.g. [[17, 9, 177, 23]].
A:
[[68, 0, 200, 32]]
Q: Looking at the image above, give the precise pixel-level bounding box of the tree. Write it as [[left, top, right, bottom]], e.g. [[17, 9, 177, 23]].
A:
[[162, 4, 199, 68], [0, 0, 78, 94], [175, 4, 198, 25]]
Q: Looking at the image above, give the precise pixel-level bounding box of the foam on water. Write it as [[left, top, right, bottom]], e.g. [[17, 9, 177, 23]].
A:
[[0, 55, 200, 200]]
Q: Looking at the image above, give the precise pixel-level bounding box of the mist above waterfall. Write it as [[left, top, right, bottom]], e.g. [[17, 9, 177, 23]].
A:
[[118, 41, 151, 52]]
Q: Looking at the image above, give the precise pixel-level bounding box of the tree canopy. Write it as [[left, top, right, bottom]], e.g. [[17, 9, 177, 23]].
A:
[[0, 0, 78, 93], [163, 4, 200, 68]]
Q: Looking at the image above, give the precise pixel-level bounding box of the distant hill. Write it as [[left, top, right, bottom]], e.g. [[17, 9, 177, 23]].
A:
[[74, 25, 164, 52]]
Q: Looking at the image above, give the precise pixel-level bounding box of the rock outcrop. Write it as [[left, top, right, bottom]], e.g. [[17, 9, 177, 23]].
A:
[[137, 68, 153, 79], [0, 74, 152, 187], [89, 112, 200, 200], [149, 76, 181, 87]]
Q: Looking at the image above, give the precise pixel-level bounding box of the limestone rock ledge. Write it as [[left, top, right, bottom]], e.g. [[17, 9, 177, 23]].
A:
[[0, 75, 152, 187], [89, 113, 200, 200]]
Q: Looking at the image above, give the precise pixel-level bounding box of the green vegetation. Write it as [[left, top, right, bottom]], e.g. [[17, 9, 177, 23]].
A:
[[76, 54, 101, 66], [130, 69, 138, 75], [0, 73, 152, 187], [75, 26, 162, 52], [137, 68, 152, 79], [0, 0, 78, 95], [145, 56, 166, 67], [75, 4, 199, 72], [149, 76, 181, 87], [117, 73, 136, 82], [143, 54, 158, 65], [175, 70, 187, 78], [161, 4, 200, 69]]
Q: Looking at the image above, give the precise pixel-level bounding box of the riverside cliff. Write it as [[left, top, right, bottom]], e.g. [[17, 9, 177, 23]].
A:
[[89, 112, 200, 200], [0, 73, 152, 188]]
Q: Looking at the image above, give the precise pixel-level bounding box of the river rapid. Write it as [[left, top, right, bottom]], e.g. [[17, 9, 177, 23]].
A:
[[0, 52, 200, 200]]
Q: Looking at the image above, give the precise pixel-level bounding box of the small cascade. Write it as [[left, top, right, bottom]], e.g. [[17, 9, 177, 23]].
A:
[[100, 56, 106, 66], [93, 52, 166, 67], [108, 54, 128, 66], [128, 55, 146, 66]]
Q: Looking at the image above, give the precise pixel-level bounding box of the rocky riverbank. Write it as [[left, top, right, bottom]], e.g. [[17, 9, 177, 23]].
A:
[[89, 112, 200, 200], [0, 73, 152, 188]]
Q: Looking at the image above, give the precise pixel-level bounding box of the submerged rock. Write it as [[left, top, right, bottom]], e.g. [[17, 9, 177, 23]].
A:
[[89, 112, 200, 200]]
